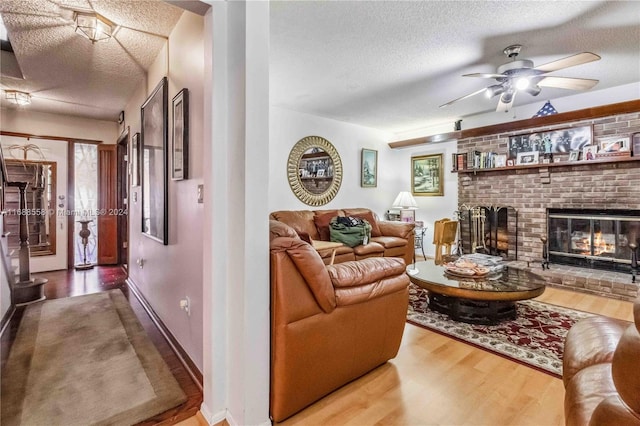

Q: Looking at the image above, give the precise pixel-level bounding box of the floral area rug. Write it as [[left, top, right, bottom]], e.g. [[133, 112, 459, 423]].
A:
[[407, 284, 594, 377]]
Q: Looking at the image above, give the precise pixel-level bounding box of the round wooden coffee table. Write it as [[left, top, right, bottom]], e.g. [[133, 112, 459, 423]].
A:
[[407, 260, 546, 325]]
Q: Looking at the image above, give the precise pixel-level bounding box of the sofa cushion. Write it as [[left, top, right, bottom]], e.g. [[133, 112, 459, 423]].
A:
[[353, 242, 385, 256], [314, 211, 340, 241], [371, 236, 407, 249], [271, 210, 320, 240], [343, 208, 382, 237]]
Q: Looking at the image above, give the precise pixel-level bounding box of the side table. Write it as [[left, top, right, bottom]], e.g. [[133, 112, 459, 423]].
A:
[[414, 226, 426, 260], [311, 240, 344, 265]]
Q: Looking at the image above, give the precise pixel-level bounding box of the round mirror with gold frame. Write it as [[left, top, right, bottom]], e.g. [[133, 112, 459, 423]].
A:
[[287, 136, 342, 206]]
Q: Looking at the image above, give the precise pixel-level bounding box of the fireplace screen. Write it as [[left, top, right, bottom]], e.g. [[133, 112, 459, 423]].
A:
[[548, 209, 640, 271], [458, 205, 518, 260]]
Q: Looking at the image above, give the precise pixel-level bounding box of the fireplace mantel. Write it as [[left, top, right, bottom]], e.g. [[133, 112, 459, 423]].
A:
[[454, 155, 640, 174]]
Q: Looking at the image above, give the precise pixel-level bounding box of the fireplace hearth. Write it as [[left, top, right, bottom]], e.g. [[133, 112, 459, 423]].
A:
[[548, 209, 640, 272]]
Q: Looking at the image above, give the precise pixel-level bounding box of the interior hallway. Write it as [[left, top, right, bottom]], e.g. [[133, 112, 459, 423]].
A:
[[0, 266, 203, 425]]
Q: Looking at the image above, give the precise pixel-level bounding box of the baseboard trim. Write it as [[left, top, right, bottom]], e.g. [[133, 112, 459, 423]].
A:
[[0, 305, 15, 338], [201, 403, 226, 425], [126, 277, 203, 391]]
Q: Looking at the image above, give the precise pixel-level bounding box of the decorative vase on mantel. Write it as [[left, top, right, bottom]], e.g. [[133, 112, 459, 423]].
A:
[[75, 219, 94, 270]]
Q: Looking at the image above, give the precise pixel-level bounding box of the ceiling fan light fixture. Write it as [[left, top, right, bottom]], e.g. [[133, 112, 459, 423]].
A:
[[500, 91, 513, 104], [515, 77, 530, 90], [524, 85, 542, 96], [74, 11, 115, 43], [5, 90, 31, 105], [486, 85, 505, 98]]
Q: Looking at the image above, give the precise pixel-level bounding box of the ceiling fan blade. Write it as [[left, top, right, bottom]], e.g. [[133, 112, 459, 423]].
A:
[[538, 76, 599, 90], [496, 91, 516, 113], [439, 87, 488, 108], [534, 52, 601, 72], [463, 73, 507, 79]]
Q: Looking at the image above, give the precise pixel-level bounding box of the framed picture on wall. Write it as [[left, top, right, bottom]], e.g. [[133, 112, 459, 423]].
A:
[[633, 133, 640, 157], [411, 153, 443, 196], [131, 132, 141, 187], [141, 77, 168, 245], [361, 148, 377, 187], [516, 151, 539, 165], [508, 125, 592, 159], [172, 88, 189, 180]]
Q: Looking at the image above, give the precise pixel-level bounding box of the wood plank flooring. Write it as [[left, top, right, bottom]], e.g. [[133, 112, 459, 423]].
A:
[[0, 267, 203, 425], [277, 286, 634, 426], [7, 267, 631, 425]]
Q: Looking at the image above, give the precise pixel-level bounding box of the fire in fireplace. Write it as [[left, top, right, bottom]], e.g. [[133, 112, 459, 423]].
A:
[[548, 209, 640, 272]]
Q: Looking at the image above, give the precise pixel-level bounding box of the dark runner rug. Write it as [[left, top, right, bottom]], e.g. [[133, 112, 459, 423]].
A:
[[407, 284, 594, 377], [1, 289, 186, 426]]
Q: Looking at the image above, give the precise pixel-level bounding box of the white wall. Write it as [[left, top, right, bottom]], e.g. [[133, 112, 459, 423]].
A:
[[399, 140, 459, 257], [201, 2, 271, 425], [1, 108, 118, 143], [124, 11, 205, 370], [270, 106, 399, 217], [270, 106, 459, 257]]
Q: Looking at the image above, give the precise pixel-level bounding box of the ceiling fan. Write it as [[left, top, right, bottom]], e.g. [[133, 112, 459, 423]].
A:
[[440, 45, 601, 112]]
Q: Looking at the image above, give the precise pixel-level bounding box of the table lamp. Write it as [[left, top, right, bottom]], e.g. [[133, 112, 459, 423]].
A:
[[392, 191, 418, 222]]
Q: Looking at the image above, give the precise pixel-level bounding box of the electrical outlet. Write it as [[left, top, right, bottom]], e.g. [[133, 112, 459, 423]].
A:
[[179, 297, 191, 316]]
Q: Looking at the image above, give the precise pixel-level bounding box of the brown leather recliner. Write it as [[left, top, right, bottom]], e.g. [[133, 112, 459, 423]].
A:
[[563, 297, 640, 425], [269, 220, 410, 422]]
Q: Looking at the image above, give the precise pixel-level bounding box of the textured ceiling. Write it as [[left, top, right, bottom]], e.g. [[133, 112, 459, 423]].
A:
[[0, 0, 184, 121], [270, 1, 640, 134]]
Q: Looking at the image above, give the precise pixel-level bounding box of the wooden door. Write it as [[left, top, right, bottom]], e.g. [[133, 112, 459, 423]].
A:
[[97, 144, 118, 264]]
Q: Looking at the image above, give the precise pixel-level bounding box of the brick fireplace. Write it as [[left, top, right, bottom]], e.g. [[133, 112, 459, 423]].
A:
[[457, 111, 640, 299]]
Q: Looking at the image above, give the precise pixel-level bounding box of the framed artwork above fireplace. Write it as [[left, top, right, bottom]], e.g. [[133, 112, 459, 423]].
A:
[[508, 125, 592, 159]]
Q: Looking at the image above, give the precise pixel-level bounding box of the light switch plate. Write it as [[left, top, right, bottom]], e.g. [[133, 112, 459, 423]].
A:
[[197, 185, 204, 203]]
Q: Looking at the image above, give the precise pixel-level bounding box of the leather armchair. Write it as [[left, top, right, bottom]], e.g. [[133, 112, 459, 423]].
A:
[[563, 297, 640, 426], [269, 220, 410, 422]]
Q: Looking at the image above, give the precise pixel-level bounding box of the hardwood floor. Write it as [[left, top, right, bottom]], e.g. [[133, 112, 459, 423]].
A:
[[277, 286, 634, 426], [0, 266, 203, 426]]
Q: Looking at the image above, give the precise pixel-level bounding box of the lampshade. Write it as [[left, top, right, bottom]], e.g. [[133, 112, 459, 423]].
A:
[[392, 191, 418, 209], [5, 90, 31, 105], [74, 11, 115, 43]]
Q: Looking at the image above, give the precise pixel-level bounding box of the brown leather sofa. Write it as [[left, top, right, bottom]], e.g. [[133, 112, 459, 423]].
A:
[[269, 220, 410, 422], [270, 208, 415, 266], [563, 297, 640, 426]]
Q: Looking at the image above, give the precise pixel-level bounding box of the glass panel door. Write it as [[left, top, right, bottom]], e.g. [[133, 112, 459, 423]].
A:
[[73, 143, 98, 265]]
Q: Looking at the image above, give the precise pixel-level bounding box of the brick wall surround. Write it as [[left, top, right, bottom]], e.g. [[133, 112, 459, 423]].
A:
[[457, 111, 640, 299]]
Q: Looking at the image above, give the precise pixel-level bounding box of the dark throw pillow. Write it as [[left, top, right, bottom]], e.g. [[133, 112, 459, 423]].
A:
[[352, 211, 382, 237], [313, 212, 336, 241]]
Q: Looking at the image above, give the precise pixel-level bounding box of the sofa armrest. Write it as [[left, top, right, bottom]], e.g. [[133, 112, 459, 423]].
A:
[[563, 315, 629, 387], [327, 257, 409, 306], [271, 236, 337, 313], [378, 221, 414, 239]]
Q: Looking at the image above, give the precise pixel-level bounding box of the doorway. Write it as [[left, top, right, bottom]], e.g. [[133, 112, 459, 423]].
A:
[[72, 143, 98, 267], [117, 130, 129, 270]]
